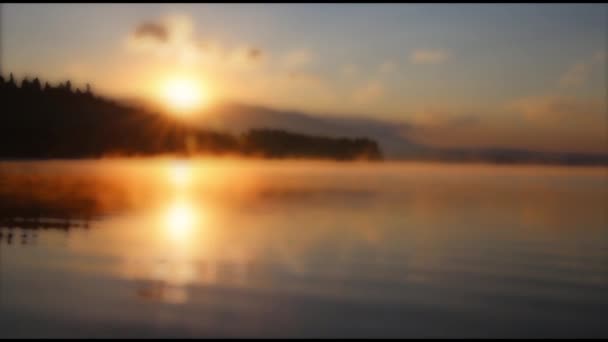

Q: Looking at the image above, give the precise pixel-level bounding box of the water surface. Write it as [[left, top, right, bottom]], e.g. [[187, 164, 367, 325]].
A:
[[0, 159, 606, 338]]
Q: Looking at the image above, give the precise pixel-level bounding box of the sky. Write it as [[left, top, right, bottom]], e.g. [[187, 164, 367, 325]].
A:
[[2, 3, 607, 154]]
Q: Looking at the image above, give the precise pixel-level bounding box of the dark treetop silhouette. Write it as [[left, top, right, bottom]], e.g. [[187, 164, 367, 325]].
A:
[[0, 73, 383, 161], [2, 73, 607, 165]]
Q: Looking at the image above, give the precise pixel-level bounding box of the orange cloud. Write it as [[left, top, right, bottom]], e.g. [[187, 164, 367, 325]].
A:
[[409, 49, 449, 64], [379, 61, 396, 74], [509, 94, 605, 122], [282, 49, 314, 69], [503, 94, 608, 153], [409, 106, 480, 128], [559, 62, 590, 87], [353, 81, 384, 104], [226, 46, 266, 70], [127, 15, 264, 69], [341, 63, 358, 77], [558, 50, 606, 88]]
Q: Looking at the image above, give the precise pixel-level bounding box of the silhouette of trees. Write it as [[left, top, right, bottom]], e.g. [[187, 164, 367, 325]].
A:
[[0, 73, 384, 161], [242, 129, 382, 160], [21, 77, 31, 90], [5, 73, 17, 89], [32, 77, 42, 92]]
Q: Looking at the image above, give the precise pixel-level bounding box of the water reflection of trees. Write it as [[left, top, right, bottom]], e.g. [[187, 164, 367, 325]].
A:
[[0, 184, 100, 246], [0, 216, 92, 246]]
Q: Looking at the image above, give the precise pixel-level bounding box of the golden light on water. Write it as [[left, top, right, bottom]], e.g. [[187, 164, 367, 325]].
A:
[[169, 160, 191, 188], [154, 161, 204, 300], [165, 198, 199, 242], [164, 160, 200, 243]]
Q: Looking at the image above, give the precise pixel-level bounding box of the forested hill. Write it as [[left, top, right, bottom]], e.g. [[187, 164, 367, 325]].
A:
[[0, 74, 382, 161]]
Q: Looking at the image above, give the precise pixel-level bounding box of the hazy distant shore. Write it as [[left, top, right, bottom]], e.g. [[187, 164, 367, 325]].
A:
[[1, 73, 606, 166], [0, 74, 382, 161]]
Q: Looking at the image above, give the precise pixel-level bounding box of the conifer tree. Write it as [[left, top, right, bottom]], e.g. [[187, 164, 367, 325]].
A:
[[32, 77, 42, 91], [8, 73, 17, 88]]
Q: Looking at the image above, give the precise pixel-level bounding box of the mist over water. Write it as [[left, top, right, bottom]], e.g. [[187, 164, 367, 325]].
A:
[[0, 158, 606, 338], [2, 2, 607, 338]]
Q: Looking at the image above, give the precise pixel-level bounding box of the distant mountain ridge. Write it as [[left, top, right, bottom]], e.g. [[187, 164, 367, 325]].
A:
[[0, 74, 382, 161], [20, 79, 608, 165], [171, 100, 608, 166], [199, 102, 429, 157]]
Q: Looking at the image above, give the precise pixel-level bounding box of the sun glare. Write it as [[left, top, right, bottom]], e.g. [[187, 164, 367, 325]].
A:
[[169, 161, 191, 188], [162, 161, 203, 243], [165, 199, 199, 242], [162, 77, 207, 114]]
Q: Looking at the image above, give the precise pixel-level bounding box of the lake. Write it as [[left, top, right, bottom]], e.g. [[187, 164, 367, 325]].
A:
[[0, 159, 606, 338]]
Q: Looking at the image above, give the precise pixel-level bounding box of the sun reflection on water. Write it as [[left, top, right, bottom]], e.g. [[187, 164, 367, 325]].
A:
[[169, 160, 192, 189], [164, 197, 200, 243], [134, 160, 208, 304]]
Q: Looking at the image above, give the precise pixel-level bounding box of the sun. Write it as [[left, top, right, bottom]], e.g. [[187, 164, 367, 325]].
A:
[[162, 77, 208, 114]]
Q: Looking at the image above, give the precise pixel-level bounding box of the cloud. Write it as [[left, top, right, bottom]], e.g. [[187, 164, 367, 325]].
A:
[[558, 62, 590, 88], [353, 81, 384, 104], [400, 97, 608, 155], [409, 49, 449, 65], [134, 22, 169, 43], [558, 50, 606, 88], [127, 15, 264, 68], [285, 71, 326, 89], [282, 49, 314, 69], [503, 94, 608, 154], [226, 45, 266, 69], [508, 94, 605, 123], [592, 50, 606, 63], [127, 15, 198, 63], [379, 61, 396, 74], [410, 107, 480, 128], [341, 63, 358, 77], [247, 48, 263, 61]]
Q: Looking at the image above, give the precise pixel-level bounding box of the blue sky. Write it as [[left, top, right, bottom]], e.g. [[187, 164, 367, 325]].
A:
[[2, 4, 607, 153]]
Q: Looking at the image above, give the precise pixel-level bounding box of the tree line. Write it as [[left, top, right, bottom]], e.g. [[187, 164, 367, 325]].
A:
[[0, 73, 382, 160]]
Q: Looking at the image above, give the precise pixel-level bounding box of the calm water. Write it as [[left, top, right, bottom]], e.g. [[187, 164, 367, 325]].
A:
[[0, 159, 606, 338]]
